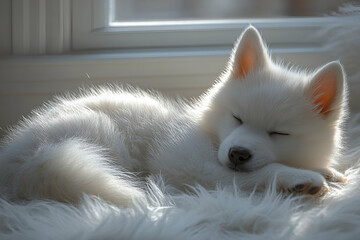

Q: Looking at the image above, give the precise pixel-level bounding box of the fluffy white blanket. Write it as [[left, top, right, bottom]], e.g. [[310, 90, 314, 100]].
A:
[[1, 6, 360, 240], [1, 123, 360, 240]]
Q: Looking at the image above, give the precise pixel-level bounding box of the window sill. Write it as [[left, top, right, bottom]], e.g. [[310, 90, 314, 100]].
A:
[[0, 45, 331, 95]]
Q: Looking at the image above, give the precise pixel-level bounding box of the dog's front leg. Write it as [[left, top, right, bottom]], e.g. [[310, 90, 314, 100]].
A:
[[238, 163, 329, 196]]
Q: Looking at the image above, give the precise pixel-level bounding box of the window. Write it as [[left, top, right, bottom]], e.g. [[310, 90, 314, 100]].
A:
[[111, 0, 345, 22], [72, 0, 350, 51], [68, 0, 354, 100]]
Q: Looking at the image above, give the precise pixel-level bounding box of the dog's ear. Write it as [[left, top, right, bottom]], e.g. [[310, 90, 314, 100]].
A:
[[229, 26, 269, 79], [307, 61, 346, 116]]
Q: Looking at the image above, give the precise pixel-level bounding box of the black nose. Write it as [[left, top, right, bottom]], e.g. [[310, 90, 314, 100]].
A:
[[228, 147, 252, 166]]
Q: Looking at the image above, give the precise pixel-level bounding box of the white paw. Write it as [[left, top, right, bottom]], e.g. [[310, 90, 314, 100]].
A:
[[278, 169, 329, 196], [316, 168, 347, 183]]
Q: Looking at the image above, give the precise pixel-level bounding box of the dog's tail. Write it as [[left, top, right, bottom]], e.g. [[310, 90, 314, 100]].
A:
[[4, 138, 145, 207]]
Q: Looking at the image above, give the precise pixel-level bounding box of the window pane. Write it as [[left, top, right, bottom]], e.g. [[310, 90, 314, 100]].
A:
[[112, 0, 357, 23]]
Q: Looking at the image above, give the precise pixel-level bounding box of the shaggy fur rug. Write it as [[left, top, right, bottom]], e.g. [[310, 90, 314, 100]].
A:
[[1, 124, 360, 240], [1, 5, 360, 240]]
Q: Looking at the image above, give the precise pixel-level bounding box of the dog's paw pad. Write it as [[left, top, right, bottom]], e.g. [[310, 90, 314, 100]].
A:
[[312, 184, 329, 197], [308, 186, 321, 195], [287, 172, 329, 197], [292, 183, 310, 192], [290, 183, 328, 196]]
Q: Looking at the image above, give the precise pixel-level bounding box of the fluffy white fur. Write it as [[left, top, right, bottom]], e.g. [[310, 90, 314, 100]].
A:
[[0, 27, 347, 207], [1, 9, 360, 239]]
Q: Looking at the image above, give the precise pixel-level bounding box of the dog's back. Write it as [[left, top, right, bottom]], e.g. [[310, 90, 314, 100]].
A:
[[0, 87, 183, 206]]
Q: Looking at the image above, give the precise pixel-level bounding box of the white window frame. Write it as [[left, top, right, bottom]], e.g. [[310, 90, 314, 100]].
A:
[[72, 0, 339, 51]]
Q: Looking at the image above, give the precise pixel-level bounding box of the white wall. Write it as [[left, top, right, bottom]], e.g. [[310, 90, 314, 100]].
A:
[[0, 0, 12, 55]]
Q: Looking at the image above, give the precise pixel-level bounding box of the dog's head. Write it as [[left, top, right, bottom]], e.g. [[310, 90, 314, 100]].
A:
[[201, 26, 347, 172]]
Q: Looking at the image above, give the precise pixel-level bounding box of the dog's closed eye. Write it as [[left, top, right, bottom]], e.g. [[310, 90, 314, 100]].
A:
[[269, 131, 290, 136], [232, 114, 243, 125]]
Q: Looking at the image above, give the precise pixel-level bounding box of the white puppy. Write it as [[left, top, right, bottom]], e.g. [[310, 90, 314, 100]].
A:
[[0, 27, 347, 206]]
